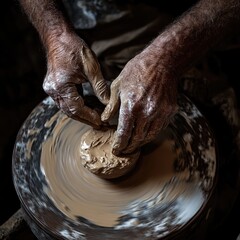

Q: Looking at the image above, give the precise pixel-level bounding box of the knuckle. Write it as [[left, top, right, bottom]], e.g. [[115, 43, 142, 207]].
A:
[[126, 98, 141, 114], [94, 79, 109, 98], [43, 72, 69, 95], [43, 73, 58, 92], [144, 103, 158, 117], [68, 106, 78, 116], [42, 78, 53, 95], [95, 79, 106, 91], [63, 104, 80, 119]]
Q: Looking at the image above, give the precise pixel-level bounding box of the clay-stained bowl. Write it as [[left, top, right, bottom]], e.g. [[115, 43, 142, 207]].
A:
[[12, 94, 218, 240]]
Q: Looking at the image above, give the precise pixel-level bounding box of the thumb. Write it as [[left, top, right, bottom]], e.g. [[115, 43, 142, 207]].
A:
[[101, 79, 121, 122], [81, 47, 110, 105]]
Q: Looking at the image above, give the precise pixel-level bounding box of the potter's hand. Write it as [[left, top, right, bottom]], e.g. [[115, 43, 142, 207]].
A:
[[101, 0, 240, 155], [43, 33, 109, 128], [101, 49, 178, 155], [18, 0, 110, 128]]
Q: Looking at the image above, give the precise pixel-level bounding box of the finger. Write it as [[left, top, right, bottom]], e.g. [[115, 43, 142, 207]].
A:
[[112, 105, 135, 156], [143, 117, 170, 145], [60, 95, 102, 128], [122, 118, 150, 154], [57, 86, 102, 128], [91, 75, 110, 105], [81, 47, 110, 105], [142, 104, 178, 144], [101, 79, 121, 122], [123, 115, 168, 154]]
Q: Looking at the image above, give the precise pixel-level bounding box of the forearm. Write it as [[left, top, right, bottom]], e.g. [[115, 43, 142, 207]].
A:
[[19, 0, 74, 51], [145, 0, 240, 77]]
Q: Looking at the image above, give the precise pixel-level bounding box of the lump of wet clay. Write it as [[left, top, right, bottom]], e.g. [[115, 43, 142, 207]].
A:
[[80, 128, 140, 179]]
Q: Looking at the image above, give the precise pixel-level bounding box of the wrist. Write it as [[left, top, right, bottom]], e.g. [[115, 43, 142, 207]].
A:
[[142, 40, 181, 81], [45, 26, 75, 51]]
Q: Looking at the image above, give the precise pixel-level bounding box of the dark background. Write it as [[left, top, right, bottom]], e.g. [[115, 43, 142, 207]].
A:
[[0, 0, 46, 225], [1, 0, 240, 239]]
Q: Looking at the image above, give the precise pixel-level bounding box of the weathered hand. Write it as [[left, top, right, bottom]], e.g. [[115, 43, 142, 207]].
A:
[[20, 0, 240, 154], [43, 33, 109, 128], [101, 50, 178, 155]]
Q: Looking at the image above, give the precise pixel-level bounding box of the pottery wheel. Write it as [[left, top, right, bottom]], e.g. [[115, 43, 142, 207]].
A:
[[12, 95, 217, 240]]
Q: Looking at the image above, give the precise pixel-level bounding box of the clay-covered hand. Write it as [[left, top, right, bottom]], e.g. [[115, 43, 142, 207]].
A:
[[101, 50, 178, 155], [43, 33, 109, 128]]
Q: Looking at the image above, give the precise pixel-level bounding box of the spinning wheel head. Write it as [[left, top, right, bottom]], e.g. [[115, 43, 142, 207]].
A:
[[12, 95, 217, 239]]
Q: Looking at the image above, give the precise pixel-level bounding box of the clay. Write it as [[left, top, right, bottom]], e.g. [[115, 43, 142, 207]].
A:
[[40, 113, 184, 227], [80, 128, 140, 179], [13, 96, 217, 238]]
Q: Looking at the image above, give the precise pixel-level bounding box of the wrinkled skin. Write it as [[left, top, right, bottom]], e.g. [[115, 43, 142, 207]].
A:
[[102, 50, 178, 155], [19, 0, 240, 156], [43, 33, 109, 128]]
